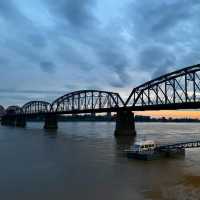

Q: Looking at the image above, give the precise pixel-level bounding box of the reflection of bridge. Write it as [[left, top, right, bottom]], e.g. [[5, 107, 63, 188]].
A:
[[1, 64, 200, 136]]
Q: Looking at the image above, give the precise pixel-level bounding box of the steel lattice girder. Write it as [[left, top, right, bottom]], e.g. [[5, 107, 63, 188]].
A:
[[126, 64, 200, 107], [50, 90, 125, 112], [22, 101, 50, 114]]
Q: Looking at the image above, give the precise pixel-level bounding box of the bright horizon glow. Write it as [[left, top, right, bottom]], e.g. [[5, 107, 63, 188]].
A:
[[136, 110, 200, 119]]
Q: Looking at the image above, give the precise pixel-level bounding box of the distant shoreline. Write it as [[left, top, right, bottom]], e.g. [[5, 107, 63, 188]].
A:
[[11, 115, 200, 123]]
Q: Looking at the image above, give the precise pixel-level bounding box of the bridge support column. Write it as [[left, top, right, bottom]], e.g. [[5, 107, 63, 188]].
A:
[[114, 111, 136, 136], [1, 115, 16, 126], [1, 115, 7, 126], [91, 112, 96, 117], [44, 114, 58, 130], [107, 111, 111, 117], [16, 116, 26, 127]]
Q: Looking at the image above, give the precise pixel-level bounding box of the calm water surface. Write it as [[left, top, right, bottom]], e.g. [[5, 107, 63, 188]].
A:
[[0, 122, 200, 200]]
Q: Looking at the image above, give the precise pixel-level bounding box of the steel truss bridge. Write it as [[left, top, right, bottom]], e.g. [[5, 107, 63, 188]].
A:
[[1, 64, 200, 135], [2, 63, 200, 115]]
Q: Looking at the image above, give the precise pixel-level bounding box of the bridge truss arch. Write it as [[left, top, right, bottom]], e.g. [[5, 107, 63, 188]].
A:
[[50, 90, 124, 113], [126, 64, 200, 110], [22, 101, 51, 115]]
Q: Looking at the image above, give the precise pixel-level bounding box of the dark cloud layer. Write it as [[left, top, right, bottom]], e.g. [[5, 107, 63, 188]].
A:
[[128, 0, 200, 75], [0, 0, 200, 106], [48, 0, 96, 28], [45, 0, 132, 87], [40, 61, 55, 73], [139, 45, 176, 77], [0, 0, 22, 22]]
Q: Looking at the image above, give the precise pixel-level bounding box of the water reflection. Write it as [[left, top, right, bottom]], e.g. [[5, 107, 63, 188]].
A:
[[115, 136, 135, 150], [44, 129, 58, 138], [145, 179, 200, 200]]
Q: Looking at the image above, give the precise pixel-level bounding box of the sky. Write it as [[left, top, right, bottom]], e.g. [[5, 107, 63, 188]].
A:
[[0, 0, 200, 117]]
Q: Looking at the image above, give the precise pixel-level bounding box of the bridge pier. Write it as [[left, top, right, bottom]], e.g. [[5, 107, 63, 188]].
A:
[[1, 115, 26, 127], [91, 112, 96, 117], [1, 115, 16, 126], [107, 111, 111, 117], [44, 114, 58, 129], [115, 110, 136, 136], [1, 115, 8, 126], [16, 116, 26, 127]]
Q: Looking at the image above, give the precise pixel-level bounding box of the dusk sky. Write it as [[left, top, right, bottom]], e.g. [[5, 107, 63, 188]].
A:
[[1, 0, 200, 117]]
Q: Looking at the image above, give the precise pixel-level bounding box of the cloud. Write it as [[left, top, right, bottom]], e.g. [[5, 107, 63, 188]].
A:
[[47, 0, 96, 28], [27, 33, 47, 49], [126, 0, 200, 80], [0, 0, 24, 22], [40, 61, 55, 73], [0, 0, 200, 106], [93, 36, 131, 87], [44, 0, 133, 89], [128, 1, 200, 39], [0, 89, 65, 94], [138, 45, 176, 77]]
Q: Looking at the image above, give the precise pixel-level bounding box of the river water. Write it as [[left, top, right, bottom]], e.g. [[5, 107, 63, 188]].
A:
[[0, 122, 200, 200]]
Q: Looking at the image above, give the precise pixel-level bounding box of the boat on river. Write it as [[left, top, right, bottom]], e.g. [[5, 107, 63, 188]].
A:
[[126, 140, 161, 160], [126, 140, 186, 160]]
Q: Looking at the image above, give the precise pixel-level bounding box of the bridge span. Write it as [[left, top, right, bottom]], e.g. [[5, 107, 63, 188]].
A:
[[2, 64, 200, 136]]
